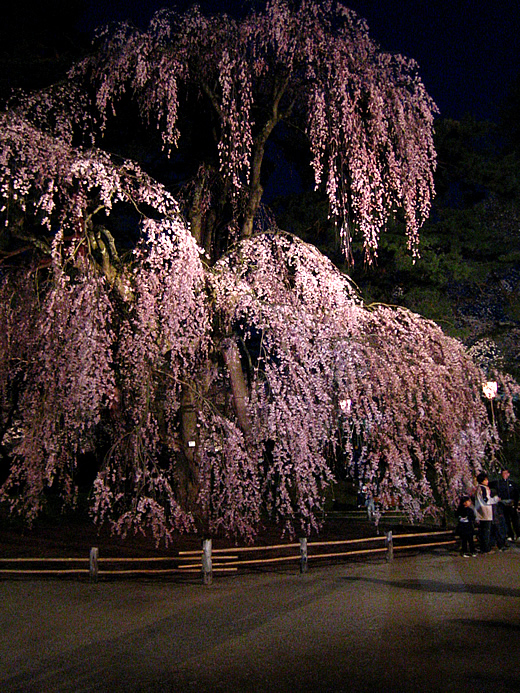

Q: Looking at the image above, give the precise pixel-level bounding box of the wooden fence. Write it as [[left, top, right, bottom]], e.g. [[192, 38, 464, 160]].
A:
[[0, 529, 456, 584]]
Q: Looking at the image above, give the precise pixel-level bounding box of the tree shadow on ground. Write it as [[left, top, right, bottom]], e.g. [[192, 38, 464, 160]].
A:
[[453, 618, 520, 632], [341, 576, 520, 598]]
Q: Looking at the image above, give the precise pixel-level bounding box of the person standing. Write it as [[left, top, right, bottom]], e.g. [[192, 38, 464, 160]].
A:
[[491, 501, 508, 551], [365, 491, 376, 522], [474, 472, 500, 554], [455, 495, 477, 557], [493, 469, 520, 542]]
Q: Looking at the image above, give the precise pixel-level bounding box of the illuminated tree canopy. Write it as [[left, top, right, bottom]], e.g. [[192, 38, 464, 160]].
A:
[[74, 0, 437, 263], [0, 1, 516, 543]]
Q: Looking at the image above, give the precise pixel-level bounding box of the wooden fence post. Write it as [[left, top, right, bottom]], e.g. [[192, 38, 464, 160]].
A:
[[202, 538, 212, 585], [89, 547, 99, 582], [299, 537, 308, 573], [385, 531, 393, 562]]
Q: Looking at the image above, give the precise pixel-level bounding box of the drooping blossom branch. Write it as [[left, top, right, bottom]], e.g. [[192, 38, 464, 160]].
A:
[[94, 217, 210, 544], [73, 0, 437, 263], [210, 231, 499, 531], [0, 258, 117, 522]]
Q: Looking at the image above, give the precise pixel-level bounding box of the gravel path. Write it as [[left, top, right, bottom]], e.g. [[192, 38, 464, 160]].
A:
[[1, 546, 520, 692]]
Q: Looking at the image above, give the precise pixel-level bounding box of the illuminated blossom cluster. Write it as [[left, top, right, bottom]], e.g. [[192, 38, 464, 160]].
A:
[[0, 273, 39, 445], [0, 110, 179, 244], [0, 113, 75, 230], [74, 0, 437, 261], [209, 232, 497, 532], [0, 110, 209, 541], [1, 261, 117, 522], [0, 220, 513, 540], [196, 407, 262, 540], [93, 218, 209, 543], [338, 306, 496, 515], [7, 82, 97, 146]]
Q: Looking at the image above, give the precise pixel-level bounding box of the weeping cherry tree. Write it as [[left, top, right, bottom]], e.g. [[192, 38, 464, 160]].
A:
[[1, 1, 517, 543]]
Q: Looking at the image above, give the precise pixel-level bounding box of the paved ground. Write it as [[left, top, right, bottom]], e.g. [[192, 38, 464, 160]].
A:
[[1, 546, 520, 693]]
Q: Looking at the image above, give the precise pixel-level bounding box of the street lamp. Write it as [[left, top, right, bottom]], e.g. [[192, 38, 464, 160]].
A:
[[482, 381, 497, 400], [482, 380, 497, 429], [339, 398, 352, 413]]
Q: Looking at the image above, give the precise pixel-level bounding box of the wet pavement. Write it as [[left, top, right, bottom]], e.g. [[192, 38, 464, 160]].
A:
[[1, 546, 520, 692]]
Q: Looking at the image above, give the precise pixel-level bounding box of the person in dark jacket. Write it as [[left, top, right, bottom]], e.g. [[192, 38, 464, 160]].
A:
[[492, 469, 520, 542], [455, 495, 477, 557], [491, 500, 508, 551]]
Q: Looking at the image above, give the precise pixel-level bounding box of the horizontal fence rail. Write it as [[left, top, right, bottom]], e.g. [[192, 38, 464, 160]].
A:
[[0, 529, 456, 583]]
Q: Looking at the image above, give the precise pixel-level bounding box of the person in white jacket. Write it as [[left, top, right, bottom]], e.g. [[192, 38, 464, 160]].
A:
[[474, 471, 500, 554]]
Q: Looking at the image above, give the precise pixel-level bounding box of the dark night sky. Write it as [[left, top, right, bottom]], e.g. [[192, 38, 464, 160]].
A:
[[78, 0, 520, 123], [347, 0, 520, 122]]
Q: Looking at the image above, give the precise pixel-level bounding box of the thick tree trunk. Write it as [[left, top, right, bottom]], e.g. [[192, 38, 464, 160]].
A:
[[188, 174, 209, 249], [177, 384, 200, 507], [88, 224, 134, 301], [221, 337, 251, 433], [239, 72, 290, 240], [241, 145, 265, 240]]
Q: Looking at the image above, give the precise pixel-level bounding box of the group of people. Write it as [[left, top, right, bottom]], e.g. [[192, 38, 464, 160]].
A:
[[455, 468, 520, 557]]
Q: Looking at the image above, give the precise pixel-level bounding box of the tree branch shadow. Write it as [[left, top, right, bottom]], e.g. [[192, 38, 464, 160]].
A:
[[341, 575, 520, 598]]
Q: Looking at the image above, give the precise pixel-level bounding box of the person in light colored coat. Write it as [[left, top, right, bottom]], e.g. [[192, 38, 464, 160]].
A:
[[474, 471, 500, 553]]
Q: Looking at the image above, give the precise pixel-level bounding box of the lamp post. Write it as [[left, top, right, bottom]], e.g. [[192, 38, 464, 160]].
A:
[[338, 397, 352, 455], [482, 381, 497, 400], [339, 398, 351, 414], [482, 380, 497, 429]]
